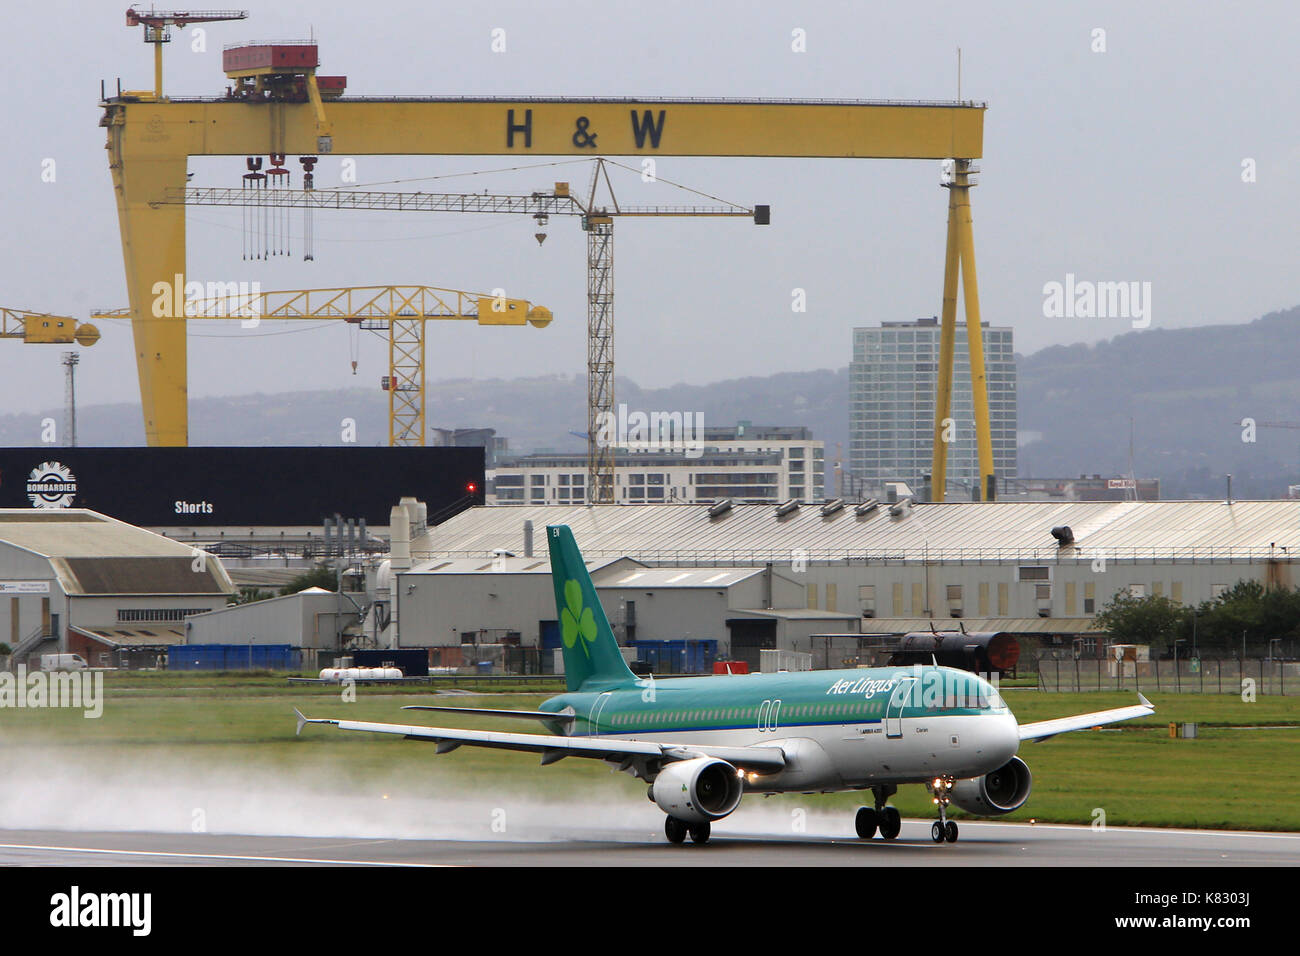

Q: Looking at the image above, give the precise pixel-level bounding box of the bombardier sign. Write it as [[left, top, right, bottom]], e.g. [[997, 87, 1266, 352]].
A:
[[0, 447, 484, 526]]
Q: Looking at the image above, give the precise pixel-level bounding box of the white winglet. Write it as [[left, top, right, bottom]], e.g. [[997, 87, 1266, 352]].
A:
[[1018, 692, 1155, 742]]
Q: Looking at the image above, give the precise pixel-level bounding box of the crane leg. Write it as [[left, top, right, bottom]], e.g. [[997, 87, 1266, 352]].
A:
[[953, 160, 995, 501], [931, 183, 962, 503], [108, 119, 189, 446]]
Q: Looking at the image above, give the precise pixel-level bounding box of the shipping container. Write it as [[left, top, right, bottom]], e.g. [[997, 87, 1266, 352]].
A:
[[168, 644, 301, 671]]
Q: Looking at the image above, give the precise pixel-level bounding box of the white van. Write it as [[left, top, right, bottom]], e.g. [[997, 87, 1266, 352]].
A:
[[39, 653, 88, 671]]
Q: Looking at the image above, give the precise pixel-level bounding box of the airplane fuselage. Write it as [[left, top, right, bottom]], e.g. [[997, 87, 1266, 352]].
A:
[[537, 663, 1020, 792]]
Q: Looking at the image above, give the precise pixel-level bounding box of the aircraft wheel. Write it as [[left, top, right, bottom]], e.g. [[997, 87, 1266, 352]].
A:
[[854, 806, 879, 839], [665, 816, 687, 844], [688, 822, 711, 845], [945, 820, 959, 843], [931, 821, 945, 843], [879, 806, 902, 840]]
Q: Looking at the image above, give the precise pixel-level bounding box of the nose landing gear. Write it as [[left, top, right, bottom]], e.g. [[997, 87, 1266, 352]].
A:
[[926, 776, 959, 843]]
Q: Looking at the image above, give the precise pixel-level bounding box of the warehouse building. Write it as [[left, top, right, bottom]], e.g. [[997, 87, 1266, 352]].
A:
[[182, 586, 362, 668], [401, 499, 1300, 663], [393, 554, 812, 671], [0, 509, 235, 667]]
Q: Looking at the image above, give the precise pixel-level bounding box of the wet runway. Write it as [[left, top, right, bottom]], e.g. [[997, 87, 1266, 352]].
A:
[[2, 818, 1297, 866]]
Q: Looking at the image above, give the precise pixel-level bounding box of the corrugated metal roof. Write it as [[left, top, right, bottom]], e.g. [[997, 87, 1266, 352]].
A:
[[414, 500, 1300, 564], [593, 566, 762, 588], [71, 624, 186, 647], [858, 617, 1102, 635], [57, 557, 231, 595], [409, 556, 633, 575], [0, 509, 236, 595], [0, 509, 201, 558]]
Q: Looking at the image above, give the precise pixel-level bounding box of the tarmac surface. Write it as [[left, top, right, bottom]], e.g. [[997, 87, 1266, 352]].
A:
[[2, 819, 1297, 866]]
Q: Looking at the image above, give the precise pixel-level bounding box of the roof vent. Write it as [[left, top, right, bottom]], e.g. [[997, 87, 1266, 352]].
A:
[[855, 499, 880, 517], [889, 497, 912, 517], [1050, 525, 1074, 546], [707, 498, 733, 518], [774, 499, 800, 518], [820, 498, 845, 517]]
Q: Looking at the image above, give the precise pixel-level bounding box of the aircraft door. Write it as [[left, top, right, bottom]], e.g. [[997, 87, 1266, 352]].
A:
[[885, 678, 915, 739], [588, 692, 613, 736]]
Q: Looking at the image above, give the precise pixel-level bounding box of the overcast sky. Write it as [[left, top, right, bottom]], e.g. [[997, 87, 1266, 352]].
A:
[[1, 0, 1296, 421]]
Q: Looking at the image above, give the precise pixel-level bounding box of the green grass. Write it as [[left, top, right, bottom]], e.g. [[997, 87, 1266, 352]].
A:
[[3, 681, 1298, 831], [91, 670, 568, 698]]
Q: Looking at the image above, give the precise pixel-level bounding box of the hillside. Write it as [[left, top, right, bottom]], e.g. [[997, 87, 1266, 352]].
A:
[[2, 306, 1299, 498], [1017, 305, 1300, 498]]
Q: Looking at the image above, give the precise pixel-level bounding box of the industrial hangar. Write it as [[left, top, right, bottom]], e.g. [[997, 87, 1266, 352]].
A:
[[388, 497, 1300, 669], [390, 552, 823, 672], [181, 587, 362, 669], [0, 509, 234, 668], [5, 496, 1294, 674]]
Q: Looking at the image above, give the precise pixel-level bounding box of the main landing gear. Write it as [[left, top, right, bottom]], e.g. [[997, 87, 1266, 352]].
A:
[[926, 775, 959, 843], [855, 785, 901, 840], [665, 816, 711, 845]]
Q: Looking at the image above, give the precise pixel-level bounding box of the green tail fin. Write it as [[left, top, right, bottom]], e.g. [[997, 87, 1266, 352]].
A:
[[547, 525, 637, 692]]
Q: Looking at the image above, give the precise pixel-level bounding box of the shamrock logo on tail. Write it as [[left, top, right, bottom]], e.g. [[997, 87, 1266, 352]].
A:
[[561, 578, 597, 658]]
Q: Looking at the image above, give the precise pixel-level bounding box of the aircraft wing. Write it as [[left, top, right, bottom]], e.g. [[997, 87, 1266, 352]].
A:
[[1018, 693, 1155, 742], [401, 705, 575, 724], [294, 709, 787, 773]]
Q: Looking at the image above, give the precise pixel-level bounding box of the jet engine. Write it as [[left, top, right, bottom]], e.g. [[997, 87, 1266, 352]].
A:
[[650, 757, 744, 824], [949, 756, 1032, 816]]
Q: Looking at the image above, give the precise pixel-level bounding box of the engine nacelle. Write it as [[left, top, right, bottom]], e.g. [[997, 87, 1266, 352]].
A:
[[950, 756, 1033, 816], [650, 757, 744, 824]]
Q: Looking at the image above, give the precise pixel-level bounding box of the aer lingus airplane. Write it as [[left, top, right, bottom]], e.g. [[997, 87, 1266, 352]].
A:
[[296, 524, 1154, 845]]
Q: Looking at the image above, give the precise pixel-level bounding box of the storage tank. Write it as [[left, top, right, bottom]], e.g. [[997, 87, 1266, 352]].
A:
[[888, 631, 1020, 675], [318, 666, 404, 682]]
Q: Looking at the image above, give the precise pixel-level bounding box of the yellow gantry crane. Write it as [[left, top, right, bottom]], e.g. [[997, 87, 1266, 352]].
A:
[[93, 286, 551, 446], [1, 308, 100, 347], [104, 15, 994, 497], [170, 159, 764, 500]]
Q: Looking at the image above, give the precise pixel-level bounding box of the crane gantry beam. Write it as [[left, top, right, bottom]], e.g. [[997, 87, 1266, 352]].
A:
[[104, 26, 991, 497], [93, 286, 551, 446]]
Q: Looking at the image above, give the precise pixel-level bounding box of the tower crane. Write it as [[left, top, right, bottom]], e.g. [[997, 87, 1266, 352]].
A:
[[166, 159, 767, 500], [93, 285, 551, 445], [124, 7, 249, 100]]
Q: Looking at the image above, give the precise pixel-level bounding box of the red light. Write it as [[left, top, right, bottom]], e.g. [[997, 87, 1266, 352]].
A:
[[467, 483, 478, 494]]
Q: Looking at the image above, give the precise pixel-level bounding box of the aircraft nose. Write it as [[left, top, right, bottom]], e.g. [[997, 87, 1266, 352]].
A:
[[999, 713, 1021, 761]]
